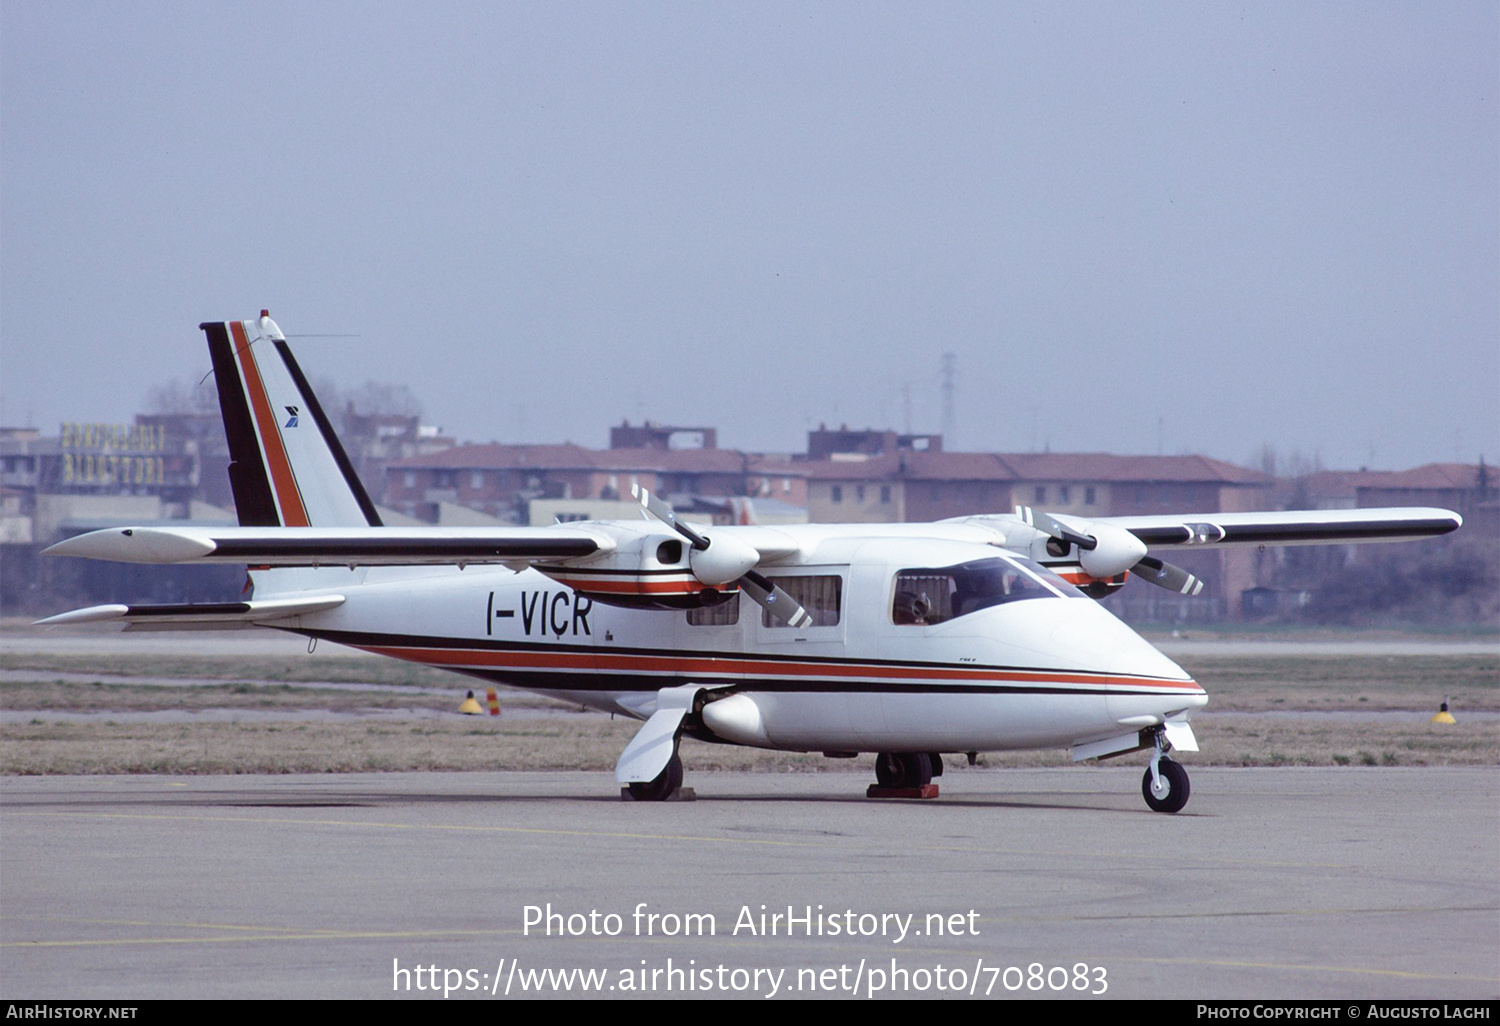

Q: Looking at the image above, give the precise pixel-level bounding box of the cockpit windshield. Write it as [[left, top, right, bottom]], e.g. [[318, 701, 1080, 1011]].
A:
[[891, 555, 1080, 625]]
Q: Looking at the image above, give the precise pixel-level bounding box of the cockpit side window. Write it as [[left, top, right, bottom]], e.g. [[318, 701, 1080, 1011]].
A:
[[892, 556, 1074, 625]]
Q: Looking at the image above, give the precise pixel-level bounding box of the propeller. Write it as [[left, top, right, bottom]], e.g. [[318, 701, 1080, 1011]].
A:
[[1131, 555, 1205, 597], [633, 485, 814, 627], [1015, 506, 1205, 597]]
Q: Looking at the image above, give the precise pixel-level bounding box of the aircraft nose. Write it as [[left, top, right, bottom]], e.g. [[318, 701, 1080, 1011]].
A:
[[1043, 598, 1195, 684], [1039, 599, 1207, 723]]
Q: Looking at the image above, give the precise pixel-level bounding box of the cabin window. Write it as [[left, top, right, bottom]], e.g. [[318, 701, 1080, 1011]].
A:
[[687, 593, 740, 626], [761, 575, 842, 628], [891, 557, 1075, 625]]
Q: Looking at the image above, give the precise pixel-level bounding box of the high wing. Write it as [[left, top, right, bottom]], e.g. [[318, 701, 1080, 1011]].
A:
[[952, 505, 1463, 598], [1086, 507, 1463, 548]]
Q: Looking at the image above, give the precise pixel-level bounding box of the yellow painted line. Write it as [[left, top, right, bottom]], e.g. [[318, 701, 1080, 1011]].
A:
[[1, 810, 818, 849], [0, 809, 1352, 868], [3, 928, 516, 949]]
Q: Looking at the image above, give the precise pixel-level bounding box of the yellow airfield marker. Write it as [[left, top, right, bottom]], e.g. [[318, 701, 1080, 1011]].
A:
[[1430, 697, 1456, 725], [457, 690, 485, 715]]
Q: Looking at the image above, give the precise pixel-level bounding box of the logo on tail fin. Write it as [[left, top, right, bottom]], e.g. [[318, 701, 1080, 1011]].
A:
[[284, 406, 300, 428]]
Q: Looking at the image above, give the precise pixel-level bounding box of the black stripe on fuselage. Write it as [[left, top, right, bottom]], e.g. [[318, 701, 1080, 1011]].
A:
[[438, 667, 1181, 697], [292, 627, 1197, 686], [202, 321, 279, 527], [272, 339, 384, 527]]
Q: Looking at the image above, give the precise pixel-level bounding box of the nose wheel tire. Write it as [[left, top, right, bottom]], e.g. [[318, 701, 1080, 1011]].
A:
[[1142, 756, 1190, 813], [627, 753, 684, 802], [875, 752, 933, 790]]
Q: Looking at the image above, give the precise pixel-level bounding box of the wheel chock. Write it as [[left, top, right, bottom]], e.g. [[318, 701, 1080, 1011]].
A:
[[457, 690, 484, 715], [866, 784, 940, 800], [1431, 697, 1457, 724], [620, 787, 697, 802]]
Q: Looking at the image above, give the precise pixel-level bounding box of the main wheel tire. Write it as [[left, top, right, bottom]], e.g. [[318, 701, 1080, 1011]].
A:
[[905, 752, 933, 788], [1142, 756, 1190, 813], [628, 753, 683, 802], [875, 752, 933, 789]]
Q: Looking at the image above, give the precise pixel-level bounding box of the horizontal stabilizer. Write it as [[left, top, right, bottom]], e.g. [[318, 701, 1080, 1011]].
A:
[[43, 526, 614, 567], [35, 595, 346, 630]]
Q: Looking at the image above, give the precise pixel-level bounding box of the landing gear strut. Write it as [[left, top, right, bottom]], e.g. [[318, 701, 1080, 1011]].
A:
[[1142, 730, 1190, 813], [874, 752, 934, 790]]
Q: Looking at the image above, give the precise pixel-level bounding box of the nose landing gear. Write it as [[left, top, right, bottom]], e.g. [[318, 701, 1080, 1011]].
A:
[[1142, 729, 1190, 813]]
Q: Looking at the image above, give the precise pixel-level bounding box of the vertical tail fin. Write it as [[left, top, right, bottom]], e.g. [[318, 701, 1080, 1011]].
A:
[[202, 313, 382, 528]]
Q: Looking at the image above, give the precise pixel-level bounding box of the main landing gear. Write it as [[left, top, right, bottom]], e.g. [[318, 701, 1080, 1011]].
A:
[[627, 752, 684, 802], [1142, 730, 1190, 813], [870, 751, 944, 797]]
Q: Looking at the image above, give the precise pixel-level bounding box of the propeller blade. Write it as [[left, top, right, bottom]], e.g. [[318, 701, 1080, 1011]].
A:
[[740, 570, 815, 629], [633, 484, 708, 550], [1015, 506, 1096, 551], [1132, 556, 1205, 597]]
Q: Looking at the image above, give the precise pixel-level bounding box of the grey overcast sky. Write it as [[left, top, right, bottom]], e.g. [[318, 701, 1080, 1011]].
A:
[[2, 2, 1496, 471]]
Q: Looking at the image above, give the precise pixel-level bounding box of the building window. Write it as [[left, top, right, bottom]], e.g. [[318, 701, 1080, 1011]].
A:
[[1035, 486, 1046, 504], [856, 484, 865, 503], [1085, 486, 1096, 505], [880, 485, 891, 504], [403, 472, 416, 488], [1059, 486, 1070, 503], [782, 478, 791, 493], [470, 471, 484, 490], [831, 485, 842, 503]]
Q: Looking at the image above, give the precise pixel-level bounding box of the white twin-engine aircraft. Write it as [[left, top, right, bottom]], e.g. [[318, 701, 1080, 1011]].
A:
[[42, 314, 1463, 812]]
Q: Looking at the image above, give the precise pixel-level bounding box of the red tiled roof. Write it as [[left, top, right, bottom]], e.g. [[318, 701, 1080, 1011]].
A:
[[1353, 463, 1491, 491], [389, 443, 760, 475], [996, 452, 1268, 485], [804, 452, 1016, 481]]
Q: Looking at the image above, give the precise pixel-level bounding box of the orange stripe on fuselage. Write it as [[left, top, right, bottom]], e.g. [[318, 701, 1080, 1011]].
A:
[[230, 321, 308, 527], [358, 643, 1204, 692], [545, 576, 718, 595]]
